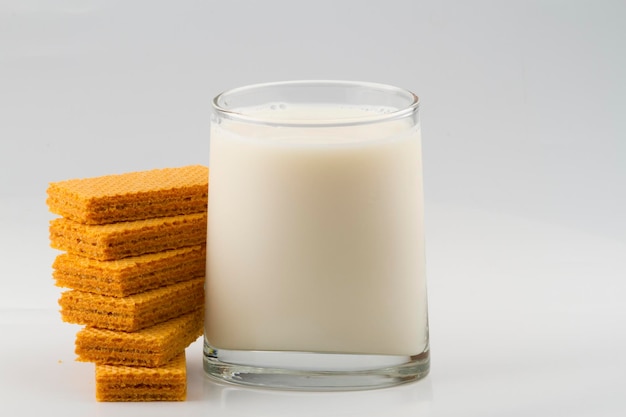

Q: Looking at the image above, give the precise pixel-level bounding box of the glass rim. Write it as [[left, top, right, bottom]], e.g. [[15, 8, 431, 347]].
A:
[[212, 80, 419, 128]]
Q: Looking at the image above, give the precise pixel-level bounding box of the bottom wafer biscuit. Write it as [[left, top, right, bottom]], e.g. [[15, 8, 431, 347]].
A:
[[76, 309, 203, 367], [96, 352, 187, 402]]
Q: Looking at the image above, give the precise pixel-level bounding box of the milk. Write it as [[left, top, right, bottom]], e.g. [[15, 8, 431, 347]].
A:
[[206, 104, 428, 357]]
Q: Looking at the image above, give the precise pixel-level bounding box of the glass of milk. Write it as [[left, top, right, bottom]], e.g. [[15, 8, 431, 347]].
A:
[[204, 80, 429, 390]]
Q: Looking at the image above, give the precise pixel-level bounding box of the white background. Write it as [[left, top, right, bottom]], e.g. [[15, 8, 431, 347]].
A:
[[1, 0, 625, 416]]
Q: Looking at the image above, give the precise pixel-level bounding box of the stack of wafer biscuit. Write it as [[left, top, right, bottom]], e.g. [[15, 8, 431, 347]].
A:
[[47, 165, 208, 402]]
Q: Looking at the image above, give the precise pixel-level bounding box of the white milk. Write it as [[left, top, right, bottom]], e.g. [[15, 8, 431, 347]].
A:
[[206, 104, 428, 356]]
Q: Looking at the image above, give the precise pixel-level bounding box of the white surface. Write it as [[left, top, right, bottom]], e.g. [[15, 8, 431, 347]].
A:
[[1, 0, 625, 415]]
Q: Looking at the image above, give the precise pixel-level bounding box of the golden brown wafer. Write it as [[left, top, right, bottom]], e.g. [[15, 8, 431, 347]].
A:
[[95, 352, 187, 402], [47, 165, 208, 225], [53, 245, 205, 297], [76, 309, 203, 367], [59, 278, 204, 332], [49, 212, 207, 261]]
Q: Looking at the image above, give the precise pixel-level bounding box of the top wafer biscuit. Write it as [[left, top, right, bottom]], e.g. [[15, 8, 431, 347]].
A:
[[47, 165, 208, 224]]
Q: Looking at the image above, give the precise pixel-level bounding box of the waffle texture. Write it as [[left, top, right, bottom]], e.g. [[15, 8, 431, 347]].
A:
[[76, 309, 203, 367], [95, 352, 187, 402], [49, 165, 209, 402], [49, 212, 207, 261], [53, 245, 205, 297], [47, 165, 208, 224], [59, 278, 204, 331]]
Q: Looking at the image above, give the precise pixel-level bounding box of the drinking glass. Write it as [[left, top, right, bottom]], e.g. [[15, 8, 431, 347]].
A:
[[204, 80, 429, 390]]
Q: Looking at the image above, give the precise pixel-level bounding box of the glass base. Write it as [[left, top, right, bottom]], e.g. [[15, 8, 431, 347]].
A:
[[203, 338, 430, 391]]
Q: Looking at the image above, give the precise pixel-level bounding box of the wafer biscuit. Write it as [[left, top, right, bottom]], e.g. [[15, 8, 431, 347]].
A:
[[59, 278, 204, 332], [49, 212, 207, 261], [47, 165, 208, 225], [53, 245, 205, 297], [95, 352, 187, 402], [76, 309, 203, 367]]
